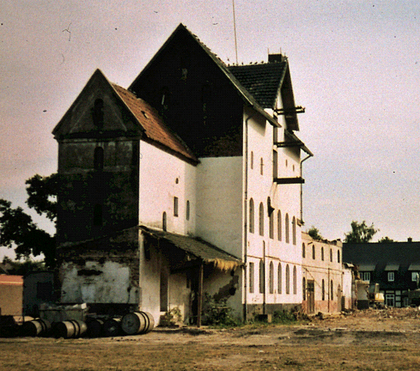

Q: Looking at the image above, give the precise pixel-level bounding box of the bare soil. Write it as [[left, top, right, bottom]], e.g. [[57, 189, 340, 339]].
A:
[[2, 308, 420, 370]]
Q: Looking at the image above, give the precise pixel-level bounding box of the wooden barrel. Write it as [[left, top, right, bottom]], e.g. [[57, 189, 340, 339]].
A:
[[22, 319, 51, 337], [54, 320, 87, 339], [121, 312, 154, 335], [103, 318, 122, 337], [87, 318, 104, 338]]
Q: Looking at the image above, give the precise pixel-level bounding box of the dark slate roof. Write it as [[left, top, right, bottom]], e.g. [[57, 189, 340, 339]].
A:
[[228, 62, 287, 109], [140, 226, 242, 271], [343, 242, 420, 269]]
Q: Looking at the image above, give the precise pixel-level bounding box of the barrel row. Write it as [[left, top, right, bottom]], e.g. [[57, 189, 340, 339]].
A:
[[11, 311, 154, 339]]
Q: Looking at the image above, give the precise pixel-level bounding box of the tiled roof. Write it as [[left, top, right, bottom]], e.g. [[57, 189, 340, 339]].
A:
[[112, 84, 198, 164], [228, 62, 287, 108]]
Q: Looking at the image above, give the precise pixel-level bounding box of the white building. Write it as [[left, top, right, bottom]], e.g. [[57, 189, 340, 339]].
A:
[[53, 24, 312, 324]]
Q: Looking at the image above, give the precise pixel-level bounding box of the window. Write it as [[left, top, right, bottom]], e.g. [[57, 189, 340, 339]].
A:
[[293, 266, 297, 295], [361, 272, 371, 282], [259, 259, 265, 293], [260, 158, 264, 175], [302, 243, 306, 258], [312, 245, 315, 260], [269, 210, 274, 239], [93, 204, 102, 226], [94, 147, 104, 170], [302, 278, 306, 300], [331, 280, 334, 300], [385, 293, 395, 307], [412, 272, 419, 282], [277, 210, 282, 241], [337, 250, 341, 263], [292, 216, 296, 245], [162, 212, 167, 231], [269, 262, 274, 294], [286, 265, 290, 294], [321, 247, 324, 261], [322, 279, 325, 301], [330, 249, 333, 262], [37, 282, 52, 301], [249, 262, 254, 293], [186, 200, 190, 221], [250, 151, 254, 169], [93, 98, 104, 129], [259, 203, 264, 236], [277, 263, 282, 294], [273, 150, 278, 179], [249, 199, 255, 233], [388, 272, 395, 282], [285, 214, 290, 243], [174, 197, 179, 217]]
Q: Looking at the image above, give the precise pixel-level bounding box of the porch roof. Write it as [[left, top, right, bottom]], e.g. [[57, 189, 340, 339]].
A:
[[140, 226, 242, 272]]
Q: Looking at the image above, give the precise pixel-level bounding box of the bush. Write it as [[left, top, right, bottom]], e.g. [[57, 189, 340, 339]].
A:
[[202, 293, 240, 327]]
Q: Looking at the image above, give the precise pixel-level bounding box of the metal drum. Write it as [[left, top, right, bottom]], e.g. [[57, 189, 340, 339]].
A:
[[121, 311, 154, 335], [103, 318, 122, 337], [22, 319, 51, 337], [87, 318, 104, 338], [54, 320, 87, 338]]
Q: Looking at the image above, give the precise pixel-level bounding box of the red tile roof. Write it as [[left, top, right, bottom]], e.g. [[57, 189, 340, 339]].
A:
[[112, 84, 198, 164], [0, 275, 23, 285]]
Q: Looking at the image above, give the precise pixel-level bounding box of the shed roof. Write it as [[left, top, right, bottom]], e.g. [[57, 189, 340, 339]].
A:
[[0, 275, 23, 285], [140, 226, 242, 271]]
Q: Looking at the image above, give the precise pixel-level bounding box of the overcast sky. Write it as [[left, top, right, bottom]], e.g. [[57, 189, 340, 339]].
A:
[[1, 0, 420, 259]]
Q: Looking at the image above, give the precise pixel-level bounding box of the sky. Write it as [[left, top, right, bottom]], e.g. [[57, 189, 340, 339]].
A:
[[1, 0, 420, 259]]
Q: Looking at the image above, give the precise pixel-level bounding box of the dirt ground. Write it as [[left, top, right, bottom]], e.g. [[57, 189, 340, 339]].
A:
[[2, 308, 420, 370]]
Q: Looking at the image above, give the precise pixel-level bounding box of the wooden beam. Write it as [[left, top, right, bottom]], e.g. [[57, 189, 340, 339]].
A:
[[274, 141, 303, 148], [197, 261, 204, 327], [274, 177, 305, 184]]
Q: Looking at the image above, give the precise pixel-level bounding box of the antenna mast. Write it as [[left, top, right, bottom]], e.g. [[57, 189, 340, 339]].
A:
[[232, 0, 238, 65]]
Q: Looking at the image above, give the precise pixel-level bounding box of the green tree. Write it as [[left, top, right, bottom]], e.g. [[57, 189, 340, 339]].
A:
[[0, 173, 58, 267], [307, 226, 323, 241], [344, 220, 378, 243], [378, 236, 394, 243]]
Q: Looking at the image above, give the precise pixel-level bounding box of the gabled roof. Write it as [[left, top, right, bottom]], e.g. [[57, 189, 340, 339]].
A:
[[228, 62, 288, 109], [112, 84, 198, 164], [53, 69, 197, 164]]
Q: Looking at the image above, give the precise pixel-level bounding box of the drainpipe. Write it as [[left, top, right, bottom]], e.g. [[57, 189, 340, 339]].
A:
[[243, 113, 254, 322]]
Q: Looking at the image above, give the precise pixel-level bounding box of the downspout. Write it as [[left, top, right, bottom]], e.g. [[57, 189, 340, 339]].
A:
[[243, 113, 254, 322]]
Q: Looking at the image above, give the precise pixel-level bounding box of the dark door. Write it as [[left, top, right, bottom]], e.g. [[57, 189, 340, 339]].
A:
[[307, 280, 315, 314]]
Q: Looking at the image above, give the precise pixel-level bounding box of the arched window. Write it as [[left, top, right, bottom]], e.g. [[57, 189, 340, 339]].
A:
[[303, 277, 306, 300], [331, 280, 334, 300], [162, 212, 167, 231], [330, 249, 333, 262], [321, 247, 324, 261], [249, 198, 254, 233], [286, 265, 290, 294], [292, 216, 296, 245], [302, 243, 306, 258], [312, 245, 315, 260], [337, 250, 341, 263], [93, 98, 104, 129], [250, 151, 254, 170], [93, 204, 103, 226], [259, 259, 265, 294], [277, 210, 282, 241], [259, 203, 264, 236], [94, 146, 104, 170], [269, 261, 274, 294], [249, 262, 254, 294], [186, 201, 190, 221], [260, 158, 264, 175], [293, 266, 297, 295], [322, 279, 325, 300], [285, 214, 290, 243], [277, 263, 282, 294], [269, 210, 274, 239]]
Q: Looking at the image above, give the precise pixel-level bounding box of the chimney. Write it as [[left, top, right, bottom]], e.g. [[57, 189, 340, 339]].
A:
[[408, 237, 413, 243], [268, 54, 285, 63]]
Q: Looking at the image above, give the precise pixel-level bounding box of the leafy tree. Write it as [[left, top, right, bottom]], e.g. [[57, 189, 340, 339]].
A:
[[344, 220, 378, 243], [378, 236, 394, 243], [1, 256, 45, 276], [0, 173, 58, 267], [307, 226, 323, 241]]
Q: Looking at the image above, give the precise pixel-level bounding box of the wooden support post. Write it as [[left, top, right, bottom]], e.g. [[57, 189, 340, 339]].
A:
[[197, 261, 204, 327]]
